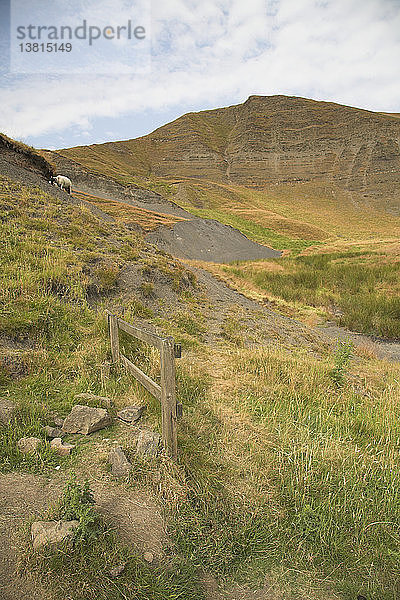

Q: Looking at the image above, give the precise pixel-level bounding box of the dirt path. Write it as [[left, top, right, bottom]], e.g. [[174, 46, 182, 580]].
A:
[[319, 322, 400, 363], [0, 462, 166, 600], [0, 473, 59, 600]]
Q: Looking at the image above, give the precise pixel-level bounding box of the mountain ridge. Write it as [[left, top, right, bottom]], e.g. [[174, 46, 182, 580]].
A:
[[58, 94, 400, 213]]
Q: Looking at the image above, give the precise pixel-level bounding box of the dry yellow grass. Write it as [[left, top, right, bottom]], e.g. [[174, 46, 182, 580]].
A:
[[72, 190, 185, 231]]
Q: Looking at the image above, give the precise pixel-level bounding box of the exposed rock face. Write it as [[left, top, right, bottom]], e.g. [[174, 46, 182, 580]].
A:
[[0, 398, 16, 425], [117, 406, 146, 424], [60, 95, 400, 211], [108, 446, 131, 477], [17, 437, 41, 454], [62, 405, 112, 435], [31, 520, 79, 550], [44, 426, 64, 439], [136, 430, 161, 458]]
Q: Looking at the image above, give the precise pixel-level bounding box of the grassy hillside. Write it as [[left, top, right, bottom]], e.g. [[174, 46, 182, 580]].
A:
[[56, 97, 400, 337], [1, 174, 400, 599], [58, 95, 400, 214], [55, 138, 400, 339]]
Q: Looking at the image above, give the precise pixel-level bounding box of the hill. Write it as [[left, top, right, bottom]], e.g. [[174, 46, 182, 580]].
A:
[[55, 96, 400, 337], [1, 129, 400, 600], [59, 95, 400, 215]]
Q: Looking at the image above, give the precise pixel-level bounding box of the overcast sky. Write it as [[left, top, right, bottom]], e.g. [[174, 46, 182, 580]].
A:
[[0, 0, 399, 149]]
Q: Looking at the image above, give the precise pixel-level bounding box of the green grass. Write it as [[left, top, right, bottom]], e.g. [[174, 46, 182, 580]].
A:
[[24, 541, 204, 600], [0, 178, 144, 471], [183, 206, 319, 253], [162, 346, 400, 600], [224, 251, 400, 337]]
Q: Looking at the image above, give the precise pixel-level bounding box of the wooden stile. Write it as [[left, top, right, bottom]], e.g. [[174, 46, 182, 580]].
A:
[[160, 337, 178, 459], [108, 312, 120, 364], [120, 354, 162, 401], [106, 310, 179, 459]]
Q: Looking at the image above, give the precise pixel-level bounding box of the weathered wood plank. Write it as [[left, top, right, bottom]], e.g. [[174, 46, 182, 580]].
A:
[[108, 313, 120, 364], [160, 337, 178, 459], [117, 319, 165, 351], [120, 354, 162, 401]]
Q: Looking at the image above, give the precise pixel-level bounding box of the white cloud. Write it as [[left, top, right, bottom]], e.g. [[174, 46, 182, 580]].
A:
[[0, 0, 399, 143]]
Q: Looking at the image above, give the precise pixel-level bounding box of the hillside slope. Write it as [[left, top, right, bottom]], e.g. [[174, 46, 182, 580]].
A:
[[59, 95, 400, 214], [2, 124, 400, 600], [1, 167, 400, 600]]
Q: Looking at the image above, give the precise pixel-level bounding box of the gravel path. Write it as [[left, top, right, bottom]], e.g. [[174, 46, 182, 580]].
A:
[[319, 322, 400, 363], [48, 152, 282, 263]]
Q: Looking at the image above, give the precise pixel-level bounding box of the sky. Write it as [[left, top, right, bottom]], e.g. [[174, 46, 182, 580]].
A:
[[0, 0, 399, 149]]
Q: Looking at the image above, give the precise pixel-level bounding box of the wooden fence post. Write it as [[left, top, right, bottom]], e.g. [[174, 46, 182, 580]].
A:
[[108, 313, 120, 365], [160, 336, 178, 459]]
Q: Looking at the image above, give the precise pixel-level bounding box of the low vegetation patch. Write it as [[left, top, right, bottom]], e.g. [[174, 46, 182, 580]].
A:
[[225, 250, 400, 337], [162, 346, 400, 600], [22, 476, 204, 600]]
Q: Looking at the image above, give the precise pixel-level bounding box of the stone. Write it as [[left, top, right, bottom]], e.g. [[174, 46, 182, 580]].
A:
[[109, 446, 131, 477], [136, 430, 161, 458], [0, 398, 16, 425], [75, 393, 113, 408], [143, 551, 154, 563], [50, 437, 75, 456], [108, 562, 126, 578], [117, 405, 146, 424], [44, 426, 64, 439], [62, 405, 112, 435], [17, 437, 41, 454], [31, 520, 79, 550], [54, 416, 65, 427]]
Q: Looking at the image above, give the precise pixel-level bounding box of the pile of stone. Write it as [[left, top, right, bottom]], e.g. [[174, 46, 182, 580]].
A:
[[4, 392, 161, 467]]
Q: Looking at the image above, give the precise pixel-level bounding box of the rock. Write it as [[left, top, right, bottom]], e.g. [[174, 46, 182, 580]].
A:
[[44, 426, 64, 439], [31, 520, 79, 550], [17, 437, 41, 454], [136, 430, 161, 458], [117, 405, 146, 424], [62, 405, 112, 435], [108, 562, 126, 578], [109, 446, 131, 477], [143, 551, 154, 563], [0, 398, 16, 425], [75, 393, 113, 408], [53, 416, 65, 427], [50, 437, 75, 456]]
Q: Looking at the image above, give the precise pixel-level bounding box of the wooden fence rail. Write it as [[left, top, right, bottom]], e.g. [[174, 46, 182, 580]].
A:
[[105, 310, 181, 459]]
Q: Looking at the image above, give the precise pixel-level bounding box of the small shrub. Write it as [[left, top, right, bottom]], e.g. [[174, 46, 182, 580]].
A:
[[95, 263, 119, 291], [329, 339, 353, 386], [140, 281, 155, 298], [57, 475, 98, 540]]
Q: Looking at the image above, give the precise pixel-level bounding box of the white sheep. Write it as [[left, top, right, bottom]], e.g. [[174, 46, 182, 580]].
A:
[[49, 175, 72, 194]]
